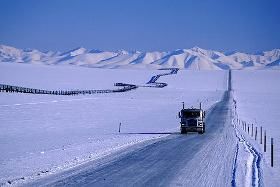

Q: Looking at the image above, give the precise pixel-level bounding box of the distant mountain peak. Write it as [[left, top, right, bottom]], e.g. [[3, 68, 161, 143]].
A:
[[58, 47, 87, 57], [190, 46, 204, 51], [0, 44, 280, 70], [69, 47, 87, 56], [116, 50, 129, 55], [0, 44, 20, 52], [89, 49, 104, 53]]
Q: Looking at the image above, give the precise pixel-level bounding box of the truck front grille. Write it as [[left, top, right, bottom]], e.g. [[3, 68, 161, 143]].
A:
[[187, 119, 197, 126]]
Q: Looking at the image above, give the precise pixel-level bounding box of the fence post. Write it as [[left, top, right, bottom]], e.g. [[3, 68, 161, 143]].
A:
[[264, 130, 267, 152], [261, 126, 263, 144], [255, 127, 257, 141], [251, 124, 253, 137], [118, 123, 122, 133], [248, 125, 249, 134], [271, 138, 274, 167]]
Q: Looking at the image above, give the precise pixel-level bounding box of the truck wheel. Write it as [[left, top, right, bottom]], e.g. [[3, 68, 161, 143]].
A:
[[181, 128, 186, 134], [203, 125, 205, 133]]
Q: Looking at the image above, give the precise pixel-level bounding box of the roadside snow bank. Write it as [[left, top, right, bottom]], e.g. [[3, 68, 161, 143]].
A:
[[232, 70, 280, 186]]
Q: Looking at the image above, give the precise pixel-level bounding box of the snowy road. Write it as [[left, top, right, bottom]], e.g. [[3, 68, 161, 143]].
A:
[[27, 71, 238, 187]]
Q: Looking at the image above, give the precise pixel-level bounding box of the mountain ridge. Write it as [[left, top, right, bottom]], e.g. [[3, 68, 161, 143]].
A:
[[1, 44, 280, 70]]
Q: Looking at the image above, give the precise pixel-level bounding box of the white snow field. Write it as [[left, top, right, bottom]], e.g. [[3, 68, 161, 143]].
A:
[[0, 63, 226, 185], [232, 70, 280, 186], [1, 62, 279, 186]]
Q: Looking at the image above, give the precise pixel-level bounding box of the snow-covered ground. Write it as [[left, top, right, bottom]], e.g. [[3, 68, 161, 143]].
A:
[[0, 63, 226, 185], [232, 70, 280, 186], [1, 62, 279, 186]]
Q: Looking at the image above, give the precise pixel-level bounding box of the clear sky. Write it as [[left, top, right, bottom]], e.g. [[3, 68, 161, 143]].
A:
[[0, 0, 279, 53]]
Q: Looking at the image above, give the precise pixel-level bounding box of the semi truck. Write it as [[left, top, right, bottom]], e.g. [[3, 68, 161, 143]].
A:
[[178, 102, 205, 134]]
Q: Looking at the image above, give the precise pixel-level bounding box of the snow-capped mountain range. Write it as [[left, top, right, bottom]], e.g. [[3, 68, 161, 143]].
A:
[[1, 44, 280, 70]]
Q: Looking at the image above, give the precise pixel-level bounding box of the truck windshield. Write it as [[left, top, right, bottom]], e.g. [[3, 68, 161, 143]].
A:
[[183, 111, 200, 118]]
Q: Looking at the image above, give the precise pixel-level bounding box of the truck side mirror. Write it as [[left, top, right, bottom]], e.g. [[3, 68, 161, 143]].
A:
[[203, 111, 206, 117], [178, 112, 181, 118]]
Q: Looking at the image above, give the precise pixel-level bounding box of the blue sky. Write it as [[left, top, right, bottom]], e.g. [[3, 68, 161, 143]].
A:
[[0, 0, 279, 53]]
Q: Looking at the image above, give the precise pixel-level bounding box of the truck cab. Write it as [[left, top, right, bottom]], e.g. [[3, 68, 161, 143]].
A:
[[179, 106, 205, 134]]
